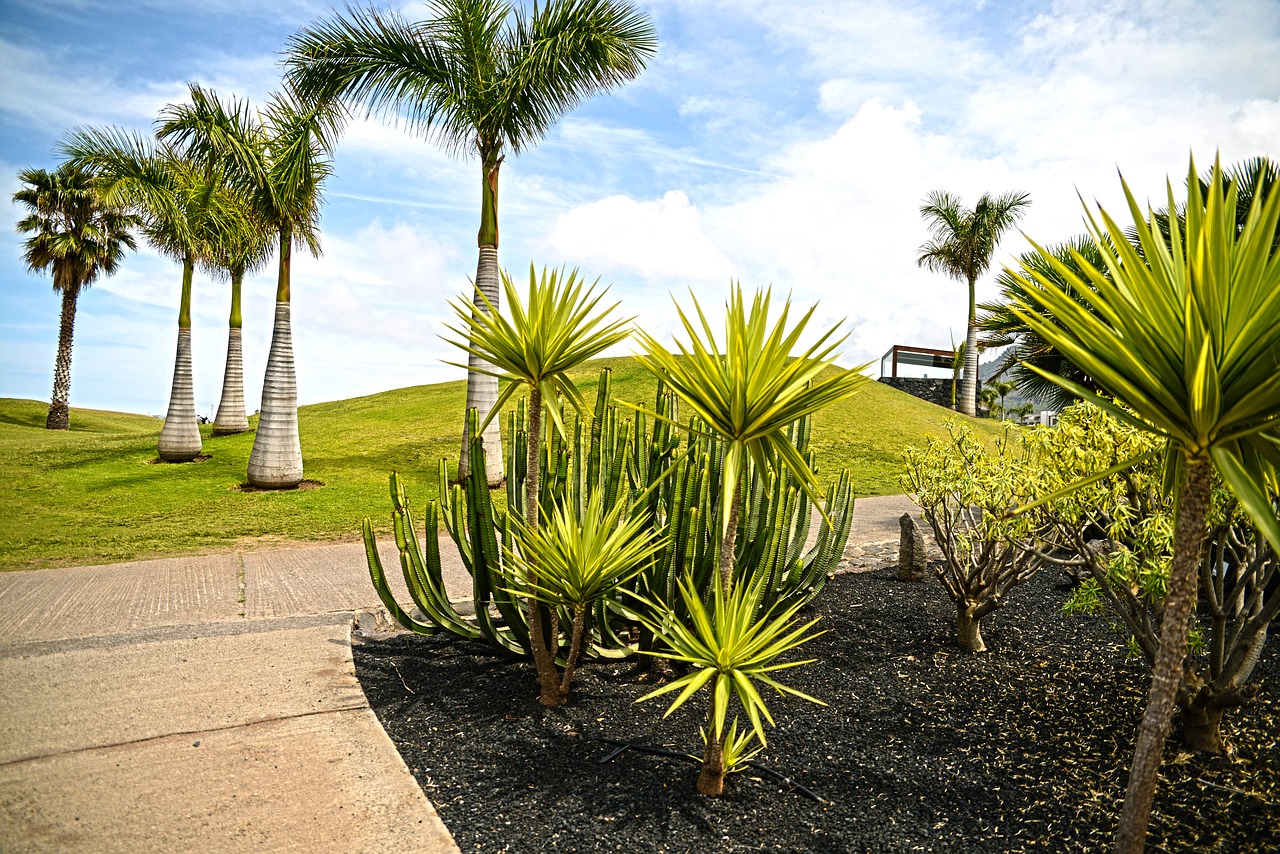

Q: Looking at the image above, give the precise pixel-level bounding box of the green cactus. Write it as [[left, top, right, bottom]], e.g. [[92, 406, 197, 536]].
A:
[[362, 367, 855, 659]]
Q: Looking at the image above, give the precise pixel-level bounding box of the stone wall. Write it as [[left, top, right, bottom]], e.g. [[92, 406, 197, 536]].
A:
[[878, 377, 955, 409]]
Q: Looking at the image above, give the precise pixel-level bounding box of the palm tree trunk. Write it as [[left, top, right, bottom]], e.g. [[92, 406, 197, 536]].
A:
[[960, 277, 978, 417], [213, 271, 249, 435], [247, 301, 302, 488], [45, 286, 79, 430], [1114, 456, 1213, 854], [697, 721, 726, 796], [247, 233, 302, 488], [459, 154, 505, 487], [158, 258, 202, 461]]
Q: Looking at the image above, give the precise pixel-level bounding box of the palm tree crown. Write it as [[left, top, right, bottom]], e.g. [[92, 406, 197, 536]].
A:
[[283, 0, 657, 485], [14, 162, 138, 429], [917, 189, 1030, 417]]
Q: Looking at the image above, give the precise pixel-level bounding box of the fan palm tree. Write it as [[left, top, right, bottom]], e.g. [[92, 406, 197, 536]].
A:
[[159, 84, 337, 487], [283, 0, 657, 486], [13, 163, 138, 430], [61, 129, 246, 461], [207, 201, 272, 435], [1008, 156, 1280, 854], [918, 190, 1030, 416]]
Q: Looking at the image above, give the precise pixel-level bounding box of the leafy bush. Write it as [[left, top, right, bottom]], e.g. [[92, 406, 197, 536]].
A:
[[902, 423, 1056, 652]]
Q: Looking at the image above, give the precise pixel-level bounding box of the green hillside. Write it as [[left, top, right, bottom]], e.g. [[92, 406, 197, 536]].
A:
[[0, 357, 1001, 570]]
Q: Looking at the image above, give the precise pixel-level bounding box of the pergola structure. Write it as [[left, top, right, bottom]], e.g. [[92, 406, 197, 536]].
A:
[[879, 345, 954, 379]]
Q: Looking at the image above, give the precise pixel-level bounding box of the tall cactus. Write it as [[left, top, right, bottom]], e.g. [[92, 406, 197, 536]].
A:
[[362, 367, 855, 658]]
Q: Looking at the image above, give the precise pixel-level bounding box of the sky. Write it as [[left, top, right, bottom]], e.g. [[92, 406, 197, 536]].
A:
[[2, 0, 1278, 417]]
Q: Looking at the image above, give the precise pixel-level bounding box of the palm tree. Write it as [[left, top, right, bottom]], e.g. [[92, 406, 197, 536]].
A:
[[283, 0, 658, 486], [207, 207, 272, 436], [61, 129, 245, 461], [159, 84, 337, 487], [917, 190, 1030, 416], [13, 163, 138, 430], [1008, 156, 1280, 853]]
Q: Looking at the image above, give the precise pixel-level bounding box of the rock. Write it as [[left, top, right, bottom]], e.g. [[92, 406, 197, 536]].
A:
[[898, 513, 928, 582], [353, 607, 399, 637]]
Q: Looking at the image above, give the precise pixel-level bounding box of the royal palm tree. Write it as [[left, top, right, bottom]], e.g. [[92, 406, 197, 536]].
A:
[[207, 200, 272, 435], [284, 0, 657, 485], [61, 129, 245, 460], [159, 84, 337, 487], [1009, 156, 1280, 853], [14, 163, 138, 430], [918, 190, 1030, 416]]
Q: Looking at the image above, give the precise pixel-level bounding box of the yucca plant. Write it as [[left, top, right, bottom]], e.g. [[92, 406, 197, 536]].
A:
[[631, 284, 870, 598], [1007, 155, 1280, 854], [635, 571, 826, 796], [501, 492, 662, 704], [444, 264, 631, 705]]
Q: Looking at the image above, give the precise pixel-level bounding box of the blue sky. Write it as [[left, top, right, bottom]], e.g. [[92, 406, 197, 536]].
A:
[[3, 0, 1278, 416]]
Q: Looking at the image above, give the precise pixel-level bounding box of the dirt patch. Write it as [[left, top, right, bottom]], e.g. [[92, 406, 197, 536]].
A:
[[145, 454, 212, 464], [232, 479, 325, 493], [355, 566, 1279, 852]]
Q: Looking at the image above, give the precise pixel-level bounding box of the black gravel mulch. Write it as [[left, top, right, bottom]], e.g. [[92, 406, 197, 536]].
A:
[[353, 566, 1280, 852]]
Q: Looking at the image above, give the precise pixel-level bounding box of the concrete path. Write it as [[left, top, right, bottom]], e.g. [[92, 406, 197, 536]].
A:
[[0, 493, 917, 852]]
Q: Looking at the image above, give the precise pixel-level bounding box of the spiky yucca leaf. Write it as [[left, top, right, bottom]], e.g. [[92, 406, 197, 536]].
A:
[[631, 283, 870, 531], [444, 264, 632, 438], [634, 572, 826, 747], [1008, 154, 1280, 552], [502, 490, 662, 611]]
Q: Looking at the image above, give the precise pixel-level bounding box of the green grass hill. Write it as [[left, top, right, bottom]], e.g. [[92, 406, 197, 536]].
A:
[[0, 357, 1001, 570]]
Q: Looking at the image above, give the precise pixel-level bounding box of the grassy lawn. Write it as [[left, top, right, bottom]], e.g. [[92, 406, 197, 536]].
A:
[[0, 356, 1003, 570]]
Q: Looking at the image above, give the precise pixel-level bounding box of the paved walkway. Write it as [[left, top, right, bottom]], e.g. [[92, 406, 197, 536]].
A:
[[0, 494, 918, 852]]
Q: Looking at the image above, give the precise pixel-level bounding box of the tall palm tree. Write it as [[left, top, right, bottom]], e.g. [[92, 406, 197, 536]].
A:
[[13, 163, 138, 430], [207, 198, 272, 435], [1008, 156, 1280, 853], [283, 0, 658, 486], [918, 190, 1030, 416], [159, 84, 337, 487], [61, 129, 245, 461]]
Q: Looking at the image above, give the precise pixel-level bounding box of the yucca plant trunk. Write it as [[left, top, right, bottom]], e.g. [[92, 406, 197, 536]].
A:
[[697, 722, 726, 796], [960, 277, 978, 417], [45, 286, 79, 431], [1115, 456, 1213, 854], [1180, 702, 1225, 754], [719, 487, 742, 597], [247, 234, 301, 489], [524, 385, 567, 706], [213, 271, 249, 435], [459, 155, 505, 487], [158, 257, 202, 461]]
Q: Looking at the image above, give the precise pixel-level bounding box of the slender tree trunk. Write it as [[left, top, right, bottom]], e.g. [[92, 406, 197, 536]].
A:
[[1114, 456, 1213, 854], [960, 277, 978, 417], [459, 154, 505, 486], [158, 257, 202, 461], [247, 233, 302, 488], [524, 386, 566, 706], [213, 270, 249, 435], [697, 721, 726, 796], [45, 286, 79, 430], [956, 604, 986, 653], [719, 485, 742, 597]]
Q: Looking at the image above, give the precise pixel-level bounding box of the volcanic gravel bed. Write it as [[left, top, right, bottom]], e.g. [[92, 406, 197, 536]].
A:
[[354, 565, 1279, 852]]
